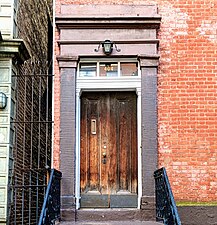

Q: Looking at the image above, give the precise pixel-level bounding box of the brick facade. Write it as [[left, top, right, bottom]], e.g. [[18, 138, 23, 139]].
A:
[[54, 0, 217, 204]]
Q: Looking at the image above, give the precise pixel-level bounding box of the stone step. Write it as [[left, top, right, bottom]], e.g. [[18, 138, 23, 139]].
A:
[[75, 209, 155, 222], [60, 221, 162, 225]]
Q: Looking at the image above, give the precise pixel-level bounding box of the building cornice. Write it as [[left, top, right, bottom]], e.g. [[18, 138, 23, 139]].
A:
[[55, 4, 161, 60], [57, 39, 160, 45], [0, 39, 30, 64], [55, 16, 161, 29]]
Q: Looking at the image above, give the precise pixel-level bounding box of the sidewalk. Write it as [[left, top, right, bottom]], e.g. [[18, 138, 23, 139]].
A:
[[60, 221, 162, 225]]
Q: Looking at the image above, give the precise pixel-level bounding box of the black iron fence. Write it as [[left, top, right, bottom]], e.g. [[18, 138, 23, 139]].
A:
[[9, 74, 53, 224], [38, 169, 62, 225], [154, 167, 181, 225], [9, 169, 49, 225]]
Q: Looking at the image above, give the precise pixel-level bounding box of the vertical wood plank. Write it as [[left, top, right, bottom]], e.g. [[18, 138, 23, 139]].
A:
[[88, 99, 100, 190], [100, 93, 109, 194], [80, 92, 138, 204], [80, 98, 87, 192], [118, 98, 129, 191], [131, 94, 138, 193], [109, 94, 117, 194]]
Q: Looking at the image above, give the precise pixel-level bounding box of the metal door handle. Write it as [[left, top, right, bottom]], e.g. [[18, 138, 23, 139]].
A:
[[91, 119, 96, 134], [102, 152, 106, 158]]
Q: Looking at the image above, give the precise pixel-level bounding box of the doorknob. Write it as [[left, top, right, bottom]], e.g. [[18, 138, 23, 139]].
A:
[[102, 152, 106, 158]]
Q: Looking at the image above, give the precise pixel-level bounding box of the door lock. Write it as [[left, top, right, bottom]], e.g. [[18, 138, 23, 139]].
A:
[[102, 152, 106, 164]]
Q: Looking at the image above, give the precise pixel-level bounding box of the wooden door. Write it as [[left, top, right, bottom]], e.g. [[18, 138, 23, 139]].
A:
[[80, 92, 138, 208]]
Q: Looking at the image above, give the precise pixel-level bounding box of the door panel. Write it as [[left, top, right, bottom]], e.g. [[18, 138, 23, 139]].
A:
[[80, 98, 101, 193], [80, 92, 137, 208]]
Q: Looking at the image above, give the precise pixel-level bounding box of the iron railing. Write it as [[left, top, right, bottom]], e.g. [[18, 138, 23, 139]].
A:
[[38, 169, 62, 225], [10, 169, 49, 225], [154, 167, 181, 225]]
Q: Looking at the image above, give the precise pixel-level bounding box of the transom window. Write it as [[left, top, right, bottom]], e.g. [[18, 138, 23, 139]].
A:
[[78, 60, 139, 78]]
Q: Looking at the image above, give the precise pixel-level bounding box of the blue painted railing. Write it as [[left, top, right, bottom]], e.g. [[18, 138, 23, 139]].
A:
[[154, 167, 181, 225], [38, 169, 62, 225]]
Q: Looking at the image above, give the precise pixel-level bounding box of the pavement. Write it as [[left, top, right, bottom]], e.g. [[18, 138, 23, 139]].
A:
[[60, 221, 162, 225]]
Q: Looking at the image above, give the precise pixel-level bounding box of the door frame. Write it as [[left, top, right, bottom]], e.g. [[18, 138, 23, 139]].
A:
[[75, 69, 142, 210]]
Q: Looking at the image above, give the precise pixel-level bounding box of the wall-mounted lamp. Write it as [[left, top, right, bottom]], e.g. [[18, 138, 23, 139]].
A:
[[94, 40, 121, 55], [0, 92, 7, 109], [0, 31, 3, 41]]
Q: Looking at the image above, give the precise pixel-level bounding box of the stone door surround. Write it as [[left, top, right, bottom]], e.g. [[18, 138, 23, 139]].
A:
[[56, 4, 161, 218]]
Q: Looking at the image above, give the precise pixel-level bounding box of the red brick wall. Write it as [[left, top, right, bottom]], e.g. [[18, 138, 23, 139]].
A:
[[54, 0, 217, 202], [53, 27, 60, 170], [157, 0, 217, 203]]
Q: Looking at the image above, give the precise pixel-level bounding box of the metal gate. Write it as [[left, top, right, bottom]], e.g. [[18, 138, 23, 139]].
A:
[[9, 73, 53, 225]]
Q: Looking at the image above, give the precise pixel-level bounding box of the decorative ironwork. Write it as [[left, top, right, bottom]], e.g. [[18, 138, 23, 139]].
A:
[[154, 167, 182, 225], [38, 169, 62, 225]]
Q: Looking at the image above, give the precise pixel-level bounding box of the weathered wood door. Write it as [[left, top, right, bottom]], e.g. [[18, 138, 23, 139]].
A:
[[80, 92, 138, 208]]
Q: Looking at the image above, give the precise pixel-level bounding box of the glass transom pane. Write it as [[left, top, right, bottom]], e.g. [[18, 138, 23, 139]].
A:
[[79, 63, 97, 77], [100, 63, 118, 77], [120, 62, 138, 76]]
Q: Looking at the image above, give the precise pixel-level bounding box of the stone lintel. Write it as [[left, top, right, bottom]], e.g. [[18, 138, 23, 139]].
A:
[[56, 55, 79, 68], [0, 39, 30, 64], [138, 54, 160, 67]]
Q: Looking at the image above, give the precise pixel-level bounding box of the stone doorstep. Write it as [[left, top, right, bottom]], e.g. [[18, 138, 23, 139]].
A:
[[60, 221, 162, 225], [75, 208, 156, 222]]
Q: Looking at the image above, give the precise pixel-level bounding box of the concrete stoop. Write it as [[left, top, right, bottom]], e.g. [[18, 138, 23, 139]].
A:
[[60, 221, 162, 225], [75, 208, 155, 222]]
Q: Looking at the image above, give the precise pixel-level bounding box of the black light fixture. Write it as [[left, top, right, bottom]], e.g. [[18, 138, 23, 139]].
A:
[[95, 40, 121, 55], [102, 40, 113, 55], [0, 92, 7, 109], [0, 31, 3, 41]]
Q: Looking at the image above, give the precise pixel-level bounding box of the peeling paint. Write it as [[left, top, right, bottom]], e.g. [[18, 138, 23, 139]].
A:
[[196, 20, 217, 43], [160, 2, 189, 37]]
